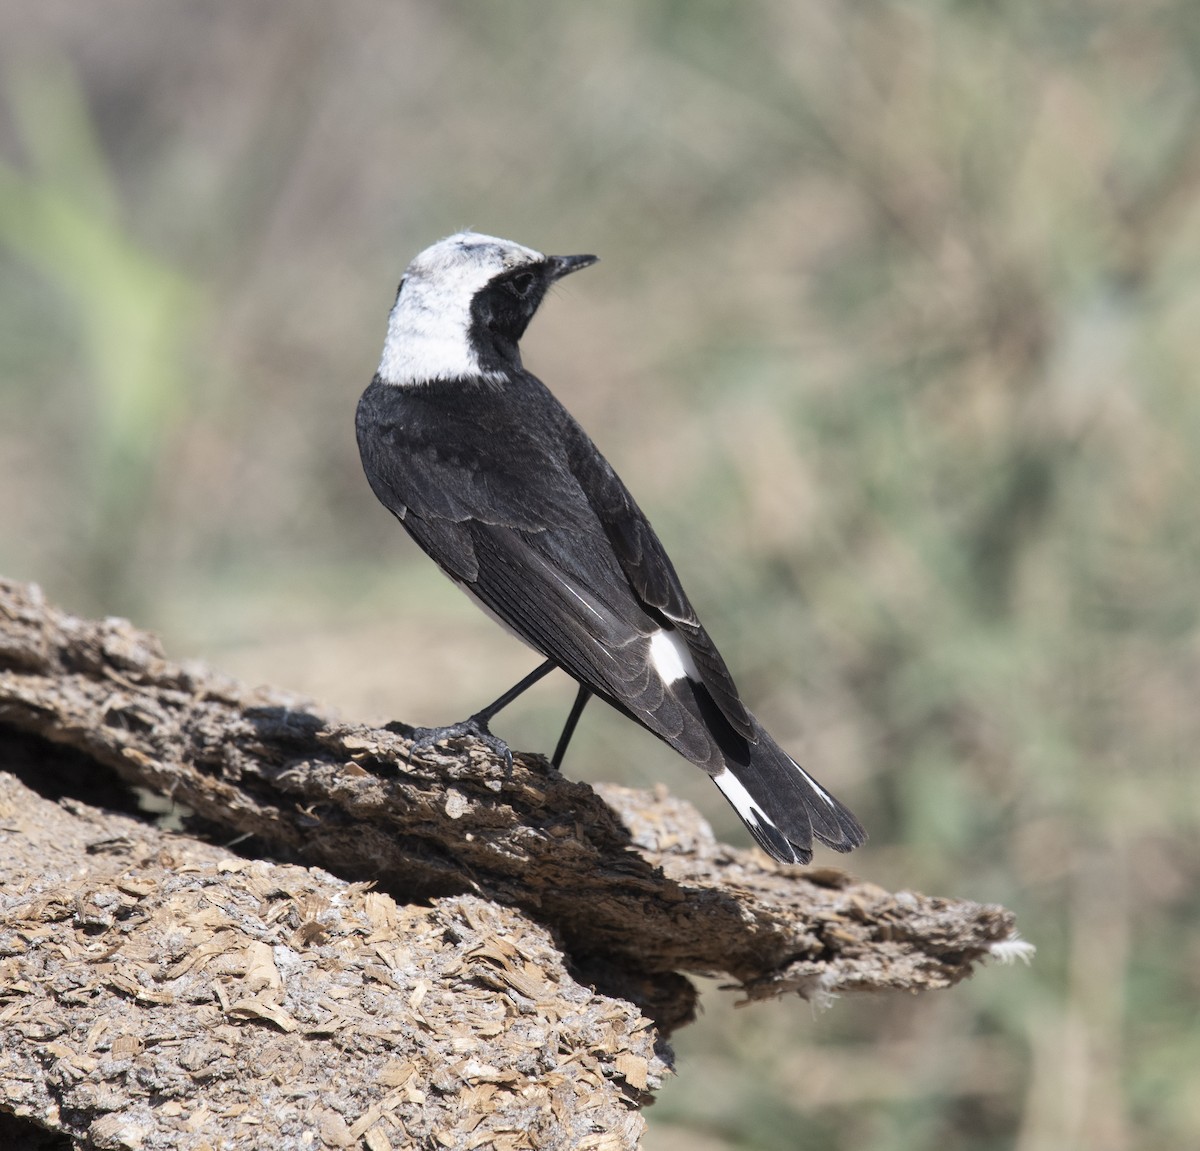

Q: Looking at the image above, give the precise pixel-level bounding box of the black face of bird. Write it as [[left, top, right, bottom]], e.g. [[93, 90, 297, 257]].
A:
[[468, 254, 597, 370], [469, 264, 552, 352]]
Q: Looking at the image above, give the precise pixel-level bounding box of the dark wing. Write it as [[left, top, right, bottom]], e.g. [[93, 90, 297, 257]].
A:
[[358, 374, 865, 863], [355, 377, 591, 581], [356, 374, 751, 756], [560, 418, 755, 739]]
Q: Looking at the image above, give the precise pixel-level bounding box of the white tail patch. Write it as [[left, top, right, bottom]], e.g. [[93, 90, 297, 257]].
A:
[[712, 768, 771, 831], [647, 628, 699, 685]]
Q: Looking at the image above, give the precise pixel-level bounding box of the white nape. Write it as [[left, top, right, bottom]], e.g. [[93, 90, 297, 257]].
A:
[[378, 231, 544, 388], [647, 627, 700, 685]]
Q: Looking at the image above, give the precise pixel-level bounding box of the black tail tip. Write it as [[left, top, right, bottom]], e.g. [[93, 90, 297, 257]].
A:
[[816, 810, 868, 855], [709, 763, 865, 865], [744, 818, 814, 865]]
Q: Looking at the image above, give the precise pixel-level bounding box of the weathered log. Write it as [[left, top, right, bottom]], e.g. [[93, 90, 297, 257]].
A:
[[0, 579, 1026, 1149], [0, 771, 663, 1151]]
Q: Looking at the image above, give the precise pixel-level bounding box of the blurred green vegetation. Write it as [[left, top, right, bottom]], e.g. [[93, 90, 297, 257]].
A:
[[0, 60, 199, 616], [2, 4, 1198, 1149]]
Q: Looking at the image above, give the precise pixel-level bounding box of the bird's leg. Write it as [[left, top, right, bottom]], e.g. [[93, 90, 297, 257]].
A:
[[551, 685, 592, 769], [404, 659, 558, 769]]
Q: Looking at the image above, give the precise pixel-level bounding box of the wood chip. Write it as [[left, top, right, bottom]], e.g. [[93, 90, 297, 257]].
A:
[[614, 1052, 649, 1092]]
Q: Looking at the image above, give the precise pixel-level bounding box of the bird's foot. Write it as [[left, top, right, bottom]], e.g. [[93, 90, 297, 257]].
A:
[[404, 714, 514, 771]]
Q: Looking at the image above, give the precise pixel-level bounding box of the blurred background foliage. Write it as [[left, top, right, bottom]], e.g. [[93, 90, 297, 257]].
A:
[[1, 3, 1197, 1149]]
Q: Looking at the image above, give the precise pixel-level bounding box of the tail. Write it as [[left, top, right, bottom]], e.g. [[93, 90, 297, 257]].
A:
[[592, 622, 865, 864], [710, 724, 865, 864]]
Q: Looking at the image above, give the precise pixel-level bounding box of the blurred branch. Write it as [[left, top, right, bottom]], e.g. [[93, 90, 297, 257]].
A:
[[1109, 102, 1200, 286]]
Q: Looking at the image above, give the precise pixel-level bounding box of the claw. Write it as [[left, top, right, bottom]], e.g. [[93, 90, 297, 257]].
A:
[[405, 713, 514, 770]]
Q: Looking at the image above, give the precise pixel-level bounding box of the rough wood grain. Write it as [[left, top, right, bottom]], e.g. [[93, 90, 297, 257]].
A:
[[0, 578, 1026, 1148], [0, 772, 662, 1151], [0, 579, 1021, 1006]]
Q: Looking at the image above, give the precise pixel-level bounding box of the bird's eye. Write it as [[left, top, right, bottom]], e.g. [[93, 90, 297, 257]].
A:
[[507, 272, 536, 298]]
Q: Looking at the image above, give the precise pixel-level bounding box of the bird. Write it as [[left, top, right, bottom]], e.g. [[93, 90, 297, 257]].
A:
[[355, 230, 866, 864]]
